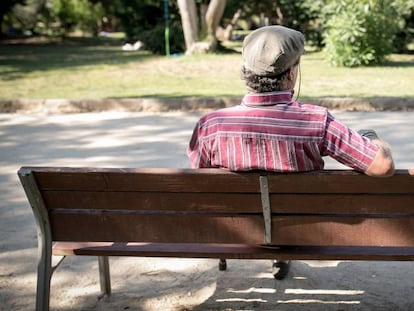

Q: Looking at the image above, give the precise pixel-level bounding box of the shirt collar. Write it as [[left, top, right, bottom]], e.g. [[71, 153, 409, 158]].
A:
[[242, 90, 294, 107]]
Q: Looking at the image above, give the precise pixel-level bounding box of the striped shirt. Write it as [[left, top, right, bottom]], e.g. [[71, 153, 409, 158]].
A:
[[187, 91, 379, 172]]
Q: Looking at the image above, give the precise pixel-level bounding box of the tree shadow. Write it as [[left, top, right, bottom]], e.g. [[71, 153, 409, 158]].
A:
[[0, 38, 157, 79], [381, 59, 414, 68]]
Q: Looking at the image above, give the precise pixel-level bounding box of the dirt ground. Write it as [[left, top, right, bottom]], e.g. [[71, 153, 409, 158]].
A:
[[1, 111, 414, 311]]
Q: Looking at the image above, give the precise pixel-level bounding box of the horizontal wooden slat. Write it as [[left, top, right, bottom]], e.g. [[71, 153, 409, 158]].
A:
[[266, 170, 414, 194], [41, 191, 414, 214], [49, 211, 414, 247], [42, 191, 263, 213], [49, 213, 265, 244], [269, 194, 414, 214], [52, 242, 414, 261], [24, 167, 414, 194], [29, 167, 261, 193], [271, 216, 414, 247]]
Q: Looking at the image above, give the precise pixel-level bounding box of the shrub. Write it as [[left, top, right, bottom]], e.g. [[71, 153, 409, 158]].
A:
[[324, 0, 411, 67], [112, 0, 184, 54], [139, 21, 185, 55], [37, 0, 104, 36]]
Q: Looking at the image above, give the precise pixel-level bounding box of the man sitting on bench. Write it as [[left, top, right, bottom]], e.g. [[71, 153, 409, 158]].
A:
[[187, 25, 395, 278]]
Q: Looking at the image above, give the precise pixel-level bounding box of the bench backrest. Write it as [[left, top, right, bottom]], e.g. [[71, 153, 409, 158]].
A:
[[18, 167, 414, 247]]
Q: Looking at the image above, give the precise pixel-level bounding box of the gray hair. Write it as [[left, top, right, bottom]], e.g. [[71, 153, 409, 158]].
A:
[[241, 65, 290, 93]]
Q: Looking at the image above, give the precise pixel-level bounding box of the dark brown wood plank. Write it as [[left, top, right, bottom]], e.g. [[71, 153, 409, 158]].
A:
[[49, 213, 265, 244], [266, 170, 414, 194], [49, 211, 414, 247], [30, 168, 262, 193], [42, 191, 263, 213], [52, 242, 414, 261], [28, 167, 414, 194], [269, 193, 414, 214], [271, 216, 414, 247], [42, 191, 414, 214]]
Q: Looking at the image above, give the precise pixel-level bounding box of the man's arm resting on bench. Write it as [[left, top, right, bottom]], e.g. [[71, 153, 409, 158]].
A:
[[363, 134, 395, 178]]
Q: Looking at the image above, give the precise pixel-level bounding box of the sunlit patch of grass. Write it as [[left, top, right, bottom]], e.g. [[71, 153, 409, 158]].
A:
[[0, 39, 413, 100]]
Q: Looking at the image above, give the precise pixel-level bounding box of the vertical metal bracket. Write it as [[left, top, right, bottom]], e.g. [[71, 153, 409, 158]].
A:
[[259, 175, 272, 245]]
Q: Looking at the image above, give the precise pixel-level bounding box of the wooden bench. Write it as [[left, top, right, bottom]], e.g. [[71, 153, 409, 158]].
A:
[[18, 166, 414, 311]]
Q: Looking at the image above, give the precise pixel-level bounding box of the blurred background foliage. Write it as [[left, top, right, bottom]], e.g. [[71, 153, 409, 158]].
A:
[[1, 0, 413, 66]]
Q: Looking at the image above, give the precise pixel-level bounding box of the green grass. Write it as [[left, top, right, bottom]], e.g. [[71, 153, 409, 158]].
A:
[[0, 37, 413, 100]]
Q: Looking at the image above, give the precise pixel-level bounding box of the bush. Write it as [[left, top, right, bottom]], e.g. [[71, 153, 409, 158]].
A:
[[324, 0, 411, 67], [37, 0, 104, 36], [112, 0, 184, 54], [139, 21, 185, 55]]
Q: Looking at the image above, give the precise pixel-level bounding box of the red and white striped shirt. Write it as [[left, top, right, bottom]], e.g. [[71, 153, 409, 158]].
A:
[[187, 91, 378, 172]]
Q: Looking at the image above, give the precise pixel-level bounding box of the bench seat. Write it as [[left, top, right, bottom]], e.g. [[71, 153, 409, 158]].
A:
[[53, 242, 414, 261]]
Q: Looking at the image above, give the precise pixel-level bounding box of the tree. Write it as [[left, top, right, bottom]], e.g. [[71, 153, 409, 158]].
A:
[[35, 0, 104, 36], [0, 0, 26, 36], [223, 0, 322, 46], [112, 0, 185, 54], [177, 0, 227, 54]]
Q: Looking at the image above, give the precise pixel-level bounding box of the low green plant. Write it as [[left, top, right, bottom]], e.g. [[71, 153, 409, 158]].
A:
[[139, 21, 185, 55], [324, 0, 412, 67], [37, 0, 105, 36], [112, 0, 184, 54]]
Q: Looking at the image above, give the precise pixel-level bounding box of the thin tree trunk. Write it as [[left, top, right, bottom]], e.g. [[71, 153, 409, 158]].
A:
[[217, 8, 241, 41], [205, 0, 226, 46], [199, 3, 208, 39], [177, 0, 198, 51], [0, 13, 4, 37]]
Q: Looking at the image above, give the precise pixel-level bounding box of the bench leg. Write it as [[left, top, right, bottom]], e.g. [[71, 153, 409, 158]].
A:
[[36, 245, 52, 311], [272, 260, 291, 280], [98, 256, 111, 296], [218, 258, 227, 271]]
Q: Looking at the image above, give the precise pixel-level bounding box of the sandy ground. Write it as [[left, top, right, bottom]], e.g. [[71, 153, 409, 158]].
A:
[[1, 110, 414, 311]]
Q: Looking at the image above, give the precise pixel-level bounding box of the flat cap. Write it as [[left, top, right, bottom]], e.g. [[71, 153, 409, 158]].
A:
[[242, 25, 305, 76]]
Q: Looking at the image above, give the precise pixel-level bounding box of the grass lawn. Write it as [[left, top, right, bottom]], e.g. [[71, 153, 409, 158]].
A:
[[0, 37, 413, 100]]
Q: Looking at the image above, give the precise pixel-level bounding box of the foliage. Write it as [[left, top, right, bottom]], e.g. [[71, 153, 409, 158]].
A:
[[394, 8, 414, 53], [323, 0, 413, 67], [112, 0, 162, 40], [0, 0, 26, 35], [139, 21, 185, 55], [224, 0, 328, 48], [37, 0, 105, 36], [112, 0, 184, 54], [2, 0, 413, 58]]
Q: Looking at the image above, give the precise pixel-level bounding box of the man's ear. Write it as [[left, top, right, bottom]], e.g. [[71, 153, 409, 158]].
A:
[[287, 67, 295, 81]]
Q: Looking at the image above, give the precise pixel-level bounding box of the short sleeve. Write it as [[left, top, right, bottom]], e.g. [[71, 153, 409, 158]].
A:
[[321, 113, 379, 172], [187, 121, 211, 168]]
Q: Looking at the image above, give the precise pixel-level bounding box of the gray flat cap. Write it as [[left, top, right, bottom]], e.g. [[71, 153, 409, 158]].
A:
[[242, 25, 305, 76]]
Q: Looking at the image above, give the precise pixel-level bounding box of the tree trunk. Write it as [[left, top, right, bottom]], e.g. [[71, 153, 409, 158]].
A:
[[177, 0, 198, 51], [205, 0, 226, 47], [216, 8, 241, 42], [0, 13, 4, 37], [199, 3, 208, 38], [178, 0, 227, 54]]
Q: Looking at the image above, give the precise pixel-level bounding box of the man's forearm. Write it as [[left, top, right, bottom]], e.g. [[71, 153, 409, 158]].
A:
[[358, 129, 395, 177], [371, 138, 393, 160]]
